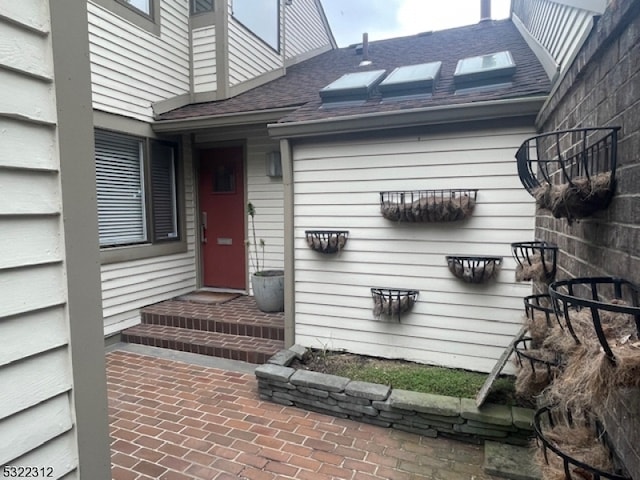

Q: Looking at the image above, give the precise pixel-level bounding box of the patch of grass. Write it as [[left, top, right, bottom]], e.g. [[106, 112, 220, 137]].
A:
[[317, 353, 517, 404]]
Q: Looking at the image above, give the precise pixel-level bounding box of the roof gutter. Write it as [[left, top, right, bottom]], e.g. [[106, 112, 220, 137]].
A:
[[152, 106, 299, 134], [268, 96, 548, 139]]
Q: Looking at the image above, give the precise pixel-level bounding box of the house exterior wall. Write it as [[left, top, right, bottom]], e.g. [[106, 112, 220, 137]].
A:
[[284, 0, 333, 62], [534, 0, 640, 474], [102, 137, 197, 335], [195, 125, 284, 285], [290, 123, 538, 373], [227, 10, 283, 87], [192, 26, 217, 93], [0, 0, 110, 476], [88, 0, 190, 122], [512, 0, 601, 79]]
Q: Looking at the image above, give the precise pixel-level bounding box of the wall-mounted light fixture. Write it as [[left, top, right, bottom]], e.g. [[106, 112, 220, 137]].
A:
[[266, 151, 282, 177]]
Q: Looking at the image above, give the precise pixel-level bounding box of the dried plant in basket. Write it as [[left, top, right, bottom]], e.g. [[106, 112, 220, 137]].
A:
[[534, 421, 618, 480], [380, 192, 475, 222], [544, 300, 640, 417], [525, 310, 557, 347], [305, 231, 347, 254], [533, 172, 614, 223], [373, 294, 414, 317], [446, 257, 501, 284], [515, 254, 548, 282], [514, 347, 560, 400]]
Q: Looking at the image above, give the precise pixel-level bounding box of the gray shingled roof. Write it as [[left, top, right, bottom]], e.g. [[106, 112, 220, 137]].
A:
[[158, 19, 550, 123]]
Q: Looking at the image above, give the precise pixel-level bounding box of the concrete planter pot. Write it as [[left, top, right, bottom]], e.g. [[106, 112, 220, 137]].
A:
[[252, 270, 284, 313]]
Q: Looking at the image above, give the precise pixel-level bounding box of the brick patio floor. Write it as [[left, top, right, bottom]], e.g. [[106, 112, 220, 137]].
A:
[[107, 348, 499, 480]]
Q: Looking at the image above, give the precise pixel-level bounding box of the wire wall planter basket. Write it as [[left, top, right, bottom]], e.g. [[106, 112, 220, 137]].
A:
[[379, 189, 477, 222], [445, 256, 502, 284], [524, 294, 559, 327], [305, 230, 348, 254], [534, 406, 630, 480], [514, 337, 562, 398], [548, 277, 640, 363], [511, 241, 558, 283], [523, 293, 563, 348], [516, 127, 620, 222], [371, 288, 418, 322]]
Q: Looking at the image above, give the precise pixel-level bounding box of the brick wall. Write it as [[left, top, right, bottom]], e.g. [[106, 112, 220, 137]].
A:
[[535, 0, 640, 475]]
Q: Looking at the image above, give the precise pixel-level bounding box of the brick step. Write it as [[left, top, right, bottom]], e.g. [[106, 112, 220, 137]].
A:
[[121, 324, 284, 364], [140, 297, 284, 341]]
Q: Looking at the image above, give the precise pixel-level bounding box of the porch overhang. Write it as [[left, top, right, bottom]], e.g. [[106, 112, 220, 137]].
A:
[[152, 107, 299, 134], [267, 96, 548, 139]]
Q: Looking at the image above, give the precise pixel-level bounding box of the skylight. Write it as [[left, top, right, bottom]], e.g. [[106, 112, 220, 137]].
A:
[[454, 51, 516, 89], [379, 61, 442, 98], [319, 70, 386, 103]]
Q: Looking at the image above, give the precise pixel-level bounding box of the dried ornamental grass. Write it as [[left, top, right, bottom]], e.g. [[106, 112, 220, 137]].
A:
[[535, 423, 617, 480]]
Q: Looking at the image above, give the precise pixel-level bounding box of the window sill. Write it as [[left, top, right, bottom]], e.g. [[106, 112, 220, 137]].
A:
[[100, 240, 187, 265]]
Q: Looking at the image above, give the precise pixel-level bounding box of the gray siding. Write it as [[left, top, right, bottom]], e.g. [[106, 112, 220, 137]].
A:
[[0, 0, 76, 474]]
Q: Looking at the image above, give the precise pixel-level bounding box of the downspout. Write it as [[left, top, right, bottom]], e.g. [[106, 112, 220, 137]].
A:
[[280, 138, 295, 347]]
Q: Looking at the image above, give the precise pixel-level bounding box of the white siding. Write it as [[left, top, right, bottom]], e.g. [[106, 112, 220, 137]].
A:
[[227, 7, 283, 86], [88, 1, 190, 122], [192, 26, 217, 93], [512, 0, 597, 74], [102, 149, 197, 335], [195, 126, 284, 286], [0, 0, 77, 473], [292, 126, 538, 373], [284, 0, 332, 60]]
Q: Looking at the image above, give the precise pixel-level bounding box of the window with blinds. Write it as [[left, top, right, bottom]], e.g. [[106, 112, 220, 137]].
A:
[[151, 141, 178, 241], [95, 131, 147, 246]]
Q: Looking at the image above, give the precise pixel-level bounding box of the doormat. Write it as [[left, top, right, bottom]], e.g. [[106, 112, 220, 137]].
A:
[[175, 291, 241, 305]]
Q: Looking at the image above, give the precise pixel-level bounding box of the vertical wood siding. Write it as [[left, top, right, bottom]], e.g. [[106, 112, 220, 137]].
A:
[[0, 0, 77, 473], [101, 151, 197, 335], [88, 1, 190, 122], [292, 126, 537, 373], [284, 0, 332, 60], [192, 26, 217, 93], [512, 0, 596, 74]]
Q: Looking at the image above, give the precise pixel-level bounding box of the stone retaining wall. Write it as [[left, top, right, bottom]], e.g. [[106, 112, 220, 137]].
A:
[[256, 347, 534, 445]]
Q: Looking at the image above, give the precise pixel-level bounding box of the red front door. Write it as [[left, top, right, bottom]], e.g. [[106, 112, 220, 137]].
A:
[[198, 147, 246, 289]]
